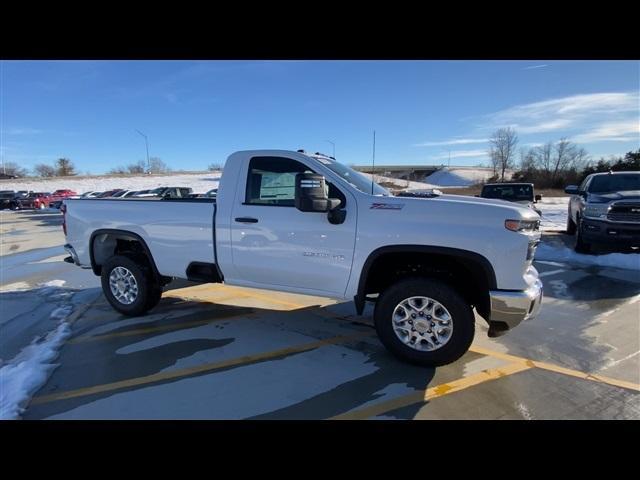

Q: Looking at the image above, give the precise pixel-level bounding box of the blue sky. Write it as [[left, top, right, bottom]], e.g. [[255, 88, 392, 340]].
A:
[[1, 60, 638, 174]]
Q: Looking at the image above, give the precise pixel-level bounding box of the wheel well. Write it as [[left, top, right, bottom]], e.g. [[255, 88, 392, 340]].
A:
[[358, 249, 493, 321], [90, 230, 168, 284]]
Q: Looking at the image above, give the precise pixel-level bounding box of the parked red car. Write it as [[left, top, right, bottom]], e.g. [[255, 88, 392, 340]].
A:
[[11, 192, 53, 210], [50, 189, 77, 201]]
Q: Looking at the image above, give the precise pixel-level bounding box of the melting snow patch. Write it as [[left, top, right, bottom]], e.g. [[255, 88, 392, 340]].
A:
[[40, 280, 66, 288], [535, 243, 640, 271], [0, 321, 72, 419], [0, 282, 31, 292]]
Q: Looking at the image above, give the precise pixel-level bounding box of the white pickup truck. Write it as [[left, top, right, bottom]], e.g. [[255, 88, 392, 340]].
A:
[[62, 150, 543, 366]]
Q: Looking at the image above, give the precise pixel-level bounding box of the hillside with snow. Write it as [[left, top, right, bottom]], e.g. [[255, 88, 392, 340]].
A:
[[0, 172, 222, 195], [424, 167, 514, 187]]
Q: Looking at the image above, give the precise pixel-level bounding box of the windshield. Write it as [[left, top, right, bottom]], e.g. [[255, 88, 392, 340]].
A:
[[315, 157, 390, 196], [589, 174, 640, 193], [149, 187, 166, 195], [0, 192, 14, 198], [482, 184, 533, 201]]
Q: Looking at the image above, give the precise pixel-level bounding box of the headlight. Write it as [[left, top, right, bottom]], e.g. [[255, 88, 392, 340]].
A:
[[505, 219, 540, 232], [583, 204, 609, 219]]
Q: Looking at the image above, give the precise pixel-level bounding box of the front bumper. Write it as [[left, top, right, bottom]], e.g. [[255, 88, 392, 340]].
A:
[[581, 218, 640, 246], [488, 267, 543, 337]]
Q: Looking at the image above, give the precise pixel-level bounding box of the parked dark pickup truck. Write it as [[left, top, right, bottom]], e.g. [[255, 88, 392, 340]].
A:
[[479, 183, 542, 216], [0, 191, 15, 209], [565, 171, 640, 253]]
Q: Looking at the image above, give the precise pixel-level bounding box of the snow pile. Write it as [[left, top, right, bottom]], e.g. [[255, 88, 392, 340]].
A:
[[0, 279, 74, 419], [425, 167, 514, 187], [535, 243, 640, 270], [537, 197, 570, 232], [0, 172, 222, 196], [0, 322, 72, 419], [361, 173, 439, 190]]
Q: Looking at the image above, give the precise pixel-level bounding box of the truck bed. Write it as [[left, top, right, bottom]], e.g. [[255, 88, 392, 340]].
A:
[[64, 197, 217, 279]]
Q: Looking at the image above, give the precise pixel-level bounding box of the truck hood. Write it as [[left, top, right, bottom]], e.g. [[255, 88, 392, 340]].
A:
[[588, 190, 640, 203], [389, 193, 539, 220]]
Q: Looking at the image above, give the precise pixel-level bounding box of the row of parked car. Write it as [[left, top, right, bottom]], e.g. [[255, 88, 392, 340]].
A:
[[0, 186, 219, 210]]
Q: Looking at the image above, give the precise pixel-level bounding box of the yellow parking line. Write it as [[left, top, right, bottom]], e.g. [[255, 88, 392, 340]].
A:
[[68, 310, 252, 344], [330, 361, 531, 420], [31, 330, 376, 406], [470, 345, 640, 392], [165, 284, 318, 310]]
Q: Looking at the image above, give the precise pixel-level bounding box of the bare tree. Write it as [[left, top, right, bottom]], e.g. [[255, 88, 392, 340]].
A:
[[207, 163, 222, 171], [127, 160, 146, 174], [55, 158, 76, 176], [148, 157, 170, 174], [34, 164, 56, 177], [2, 162, 28, 177], [489, 127, 518, 182], [109, 166, 127, 174], [519, 147, 536, 173], [488, 146, 499, 177]]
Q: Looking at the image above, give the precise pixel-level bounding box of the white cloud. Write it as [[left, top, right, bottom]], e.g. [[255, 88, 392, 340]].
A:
[[414, 138, 487, 147], [474, 91, 640, 151], [4, 128, 42, 135], [432, 149, 488, 160], [523, 64, 549, 70], [571, 119, 640, 143]]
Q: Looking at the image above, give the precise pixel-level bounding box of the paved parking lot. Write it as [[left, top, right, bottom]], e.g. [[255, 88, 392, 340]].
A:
[[2, 209, 640, 419]]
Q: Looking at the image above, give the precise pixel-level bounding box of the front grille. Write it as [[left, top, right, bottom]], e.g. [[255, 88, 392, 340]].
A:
[[607, 202, 640, 223]]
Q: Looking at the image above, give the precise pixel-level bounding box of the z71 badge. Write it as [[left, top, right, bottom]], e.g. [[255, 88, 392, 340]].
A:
[[370, 203, 404, 210]]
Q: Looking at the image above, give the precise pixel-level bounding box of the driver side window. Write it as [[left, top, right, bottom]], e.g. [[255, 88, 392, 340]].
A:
[[245, 156, 346, 208]]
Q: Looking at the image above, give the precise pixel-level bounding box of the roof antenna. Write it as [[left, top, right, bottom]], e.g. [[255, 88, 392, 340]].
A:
[[371, 130, 376, 195]]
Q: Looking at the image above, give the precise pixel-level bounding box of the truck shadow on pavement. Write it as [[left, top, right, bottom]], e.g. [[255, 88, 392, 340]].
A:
[[24, 292, 445, 419]]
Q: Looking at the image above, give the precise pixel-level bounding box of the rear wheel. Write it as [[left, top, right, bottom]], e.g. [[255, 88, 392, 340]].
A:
[[101, 255, 161, 316], [374, 278, 475, 367]]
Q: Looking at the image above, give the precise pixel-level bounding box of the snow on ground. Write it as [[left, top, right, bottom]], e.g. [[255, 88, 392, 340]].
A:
[[424, 167, 514, 187], [537, 197, 570, 232], [360, 172, 440, 190], [0, 171, 222, 196], [535, 243, 640, 271], [0, 321, 72, 419], [0, 279, 75, 420]]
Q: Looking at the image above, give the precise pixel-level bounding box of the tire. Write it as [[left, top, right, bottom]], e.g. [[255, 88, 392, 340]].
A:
[[145, 283, 163, 311], [101, 254, 160, 316], [574, 217, 592, 254], [374, 278, 475, 367], [566, 212, 577, 235]]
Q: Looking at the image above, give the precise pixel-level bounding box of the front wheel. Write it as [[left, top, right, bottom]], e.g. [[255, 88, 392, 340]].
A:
[[374, 278, 475, 367], [101, 255, 160, 316], [566, 212, 577, 235], [574, 217, 592, 254]]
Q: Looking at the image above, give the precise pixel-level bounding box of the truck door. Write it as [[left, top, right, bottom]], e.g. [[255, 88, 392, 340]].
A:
[[230, 155, 357, 297]]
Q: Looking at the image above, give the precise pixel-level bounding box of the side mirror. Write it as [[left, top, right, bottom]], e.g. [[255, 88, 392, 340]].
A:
[[295, 173, 340, 213], [534, 194, 542, 202], [564, 185, 579, 195]]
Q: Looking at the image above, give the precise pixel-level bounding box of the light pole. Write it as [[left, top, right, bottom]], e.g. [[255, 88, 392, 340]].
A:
[[326, 140, 335, 158], [135, 129, 150, 173]]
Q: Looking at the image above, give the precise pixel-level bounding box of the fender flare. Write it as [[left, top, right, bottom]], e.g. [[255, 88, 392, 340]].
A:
[[354, 245, 497, 315]]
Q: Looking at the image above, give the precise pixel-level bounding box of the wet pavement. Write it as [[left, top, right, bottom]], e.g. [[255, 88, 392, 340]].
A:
[[1, 209, 639, 419]]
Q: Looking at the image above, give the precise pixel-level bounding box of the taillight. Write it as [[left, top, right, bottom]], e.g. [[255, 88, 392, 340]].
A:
[[61, 203, 67, 236]]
